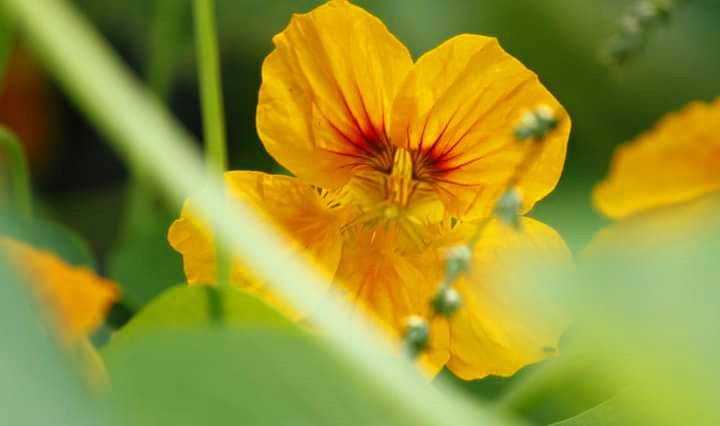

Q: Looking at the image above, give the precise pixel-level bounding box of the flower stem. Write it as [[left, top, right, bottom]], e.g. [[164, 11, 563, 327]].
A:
[[0, 127, 32, 218], [193, 0, 231, 289], [193, 0, 226, 172], [0, 12, 15, 86], [146, 0, 185, 102]]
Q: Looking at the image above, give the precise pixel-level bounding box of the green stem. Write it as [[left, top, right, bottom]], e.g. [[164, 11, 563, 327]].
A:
[[193, 0, 226, 172], [0, 127, 32, 217], [0, 12, 14, 87], [193, 0, 231, 289], [121, 0, 187, 235], [146, 0, 184, 102]]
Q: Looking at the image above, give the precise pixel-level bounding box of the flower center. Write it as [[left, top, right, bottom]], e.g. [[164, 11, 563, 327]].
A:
[[385, 148, 416, 209]]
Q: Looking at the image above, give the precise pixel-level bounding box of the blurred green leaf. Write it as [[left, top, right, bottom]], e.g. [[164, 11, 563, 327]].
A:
[[108, 285, 294, 344], [0, 255, 108, 425], [0, 213, 96, 269], [0, 127, 31, 216], [550, 396, 632, 426], [495, 345, 617, 425], [503, 196, 720, 426], [106, 327, 434, 426], [108, 209, 185, 309]]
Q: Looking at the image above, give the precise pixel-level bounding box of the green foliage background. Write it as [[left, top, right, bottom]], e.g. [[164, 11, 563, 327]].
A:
[[1, 0, 719, 425]]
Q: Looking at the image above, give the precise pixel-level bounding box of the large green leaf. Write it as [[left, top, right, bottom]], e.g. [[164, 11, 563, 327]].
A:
[[550, 396, 632, 426], [0, 256, 108, 425], [106, 327, 431, 426]]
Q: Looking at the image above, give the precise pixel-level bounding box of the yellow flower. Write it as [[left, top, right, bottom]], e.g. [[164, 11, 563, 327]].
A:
[[594, 98, 720, 219], [169, 0, 571, 378], [1, 237, 119, 341]]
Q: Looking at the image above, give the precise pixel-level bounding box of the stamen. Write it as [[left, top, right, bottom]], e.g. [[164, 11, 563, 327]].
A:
[[386, 148, 415, 207]]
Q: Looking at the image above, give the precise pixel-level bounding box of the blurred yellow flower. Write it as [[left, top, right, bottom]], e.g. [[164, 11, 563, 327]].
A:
[[594, 98, 720, 219], [169, 0, 571, 378], [0, 237, 119, 341], [590, 98, 720, 252]]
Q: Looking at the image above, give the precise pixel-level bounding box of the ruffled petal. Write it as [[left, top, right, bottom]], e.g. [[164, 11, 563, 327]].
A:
[[446, 218, 571, 379], [593, 98, 720, 219], [389, 35, 570, 220], [168, 172, 349, 301], [0, 237, 119, 341], [333, 226, 449, 374], [257, 0, 413, 188]]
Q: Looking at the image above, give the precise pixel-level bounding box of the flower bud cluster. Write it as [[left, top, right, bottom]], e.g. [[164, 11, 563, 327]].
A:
[[600, 0, 678, 66]]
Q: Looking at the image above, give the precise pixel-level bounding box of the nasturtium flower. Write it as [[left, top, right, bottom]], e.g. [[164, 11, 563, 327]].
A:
[[594, 98, 720, 219], [0, 237, 119, 341], [169, 0, 571, 378]]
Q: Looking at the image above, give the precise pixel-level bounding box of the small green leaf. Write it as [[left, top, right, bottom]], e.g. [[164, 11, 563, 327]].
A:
[[108, 209, 185, 309], [0, 212, 96, 269], [0, 128, 32, 217], [107, 285, 295, 346]]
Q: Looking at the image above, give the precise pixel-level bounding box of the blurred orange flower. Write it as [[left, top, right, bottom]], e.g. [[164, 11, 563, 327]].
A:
[[1, 237, 119, 341], [169, 0, 571, 378]]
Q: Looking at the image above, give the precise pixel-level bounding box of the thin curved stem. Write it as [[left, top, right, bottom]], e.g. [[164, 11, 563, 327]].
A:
[[0, 127, 32, 217]]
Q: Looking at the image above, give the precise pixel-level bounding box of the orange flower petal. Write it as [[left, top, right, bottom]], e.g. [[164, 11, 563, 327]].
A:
[[333, 226, 449, 373], [257, 0, 413, 189], [593, 98, 720, 219], [0, 237, 119, 341], [446, 218, 570, 379], [168, 172, 348, 297], [389, 35, 570, 220]]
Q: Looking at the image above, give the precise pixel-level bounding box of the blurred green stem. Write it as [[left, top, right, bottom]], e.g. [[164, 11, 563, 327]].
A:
[[146, 0, 184, 102], [0, 11, 14, 87], [0, 127, 32, 217], [193, 0, 227, 172], [193, 0, 231, 290]]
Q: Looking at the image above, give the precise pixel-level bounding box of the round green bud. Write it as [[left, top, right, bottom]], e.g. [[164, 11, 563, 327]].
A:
[[495, 187, 523, 230], [403, 316, 429, 359], [431, 286, 462, 316], [444, 245, 472, 279]]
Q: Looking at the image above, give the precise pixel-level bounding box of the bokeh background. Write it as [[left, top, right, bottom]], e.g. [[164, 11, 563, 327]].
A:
[[3, 0, 720, 250], [2, 1, 720, 424]]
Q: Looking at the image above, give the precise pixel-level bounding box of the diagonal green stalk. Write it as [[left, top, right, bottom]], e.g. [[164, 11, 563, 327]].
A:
[[193, 0, 231, 290], [1, 0, 509, 423], [0, 127, 32, 217]]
